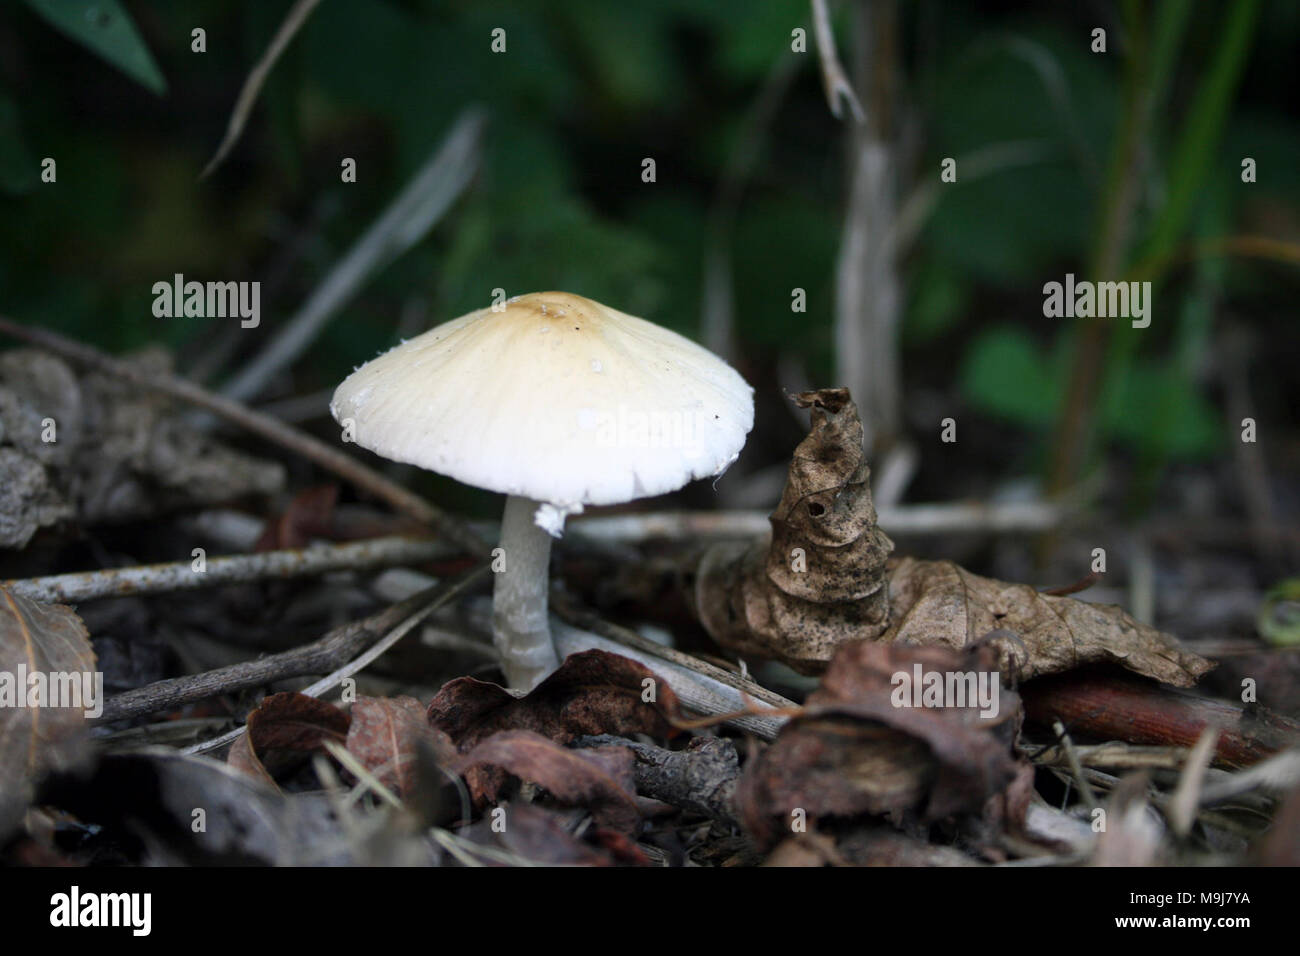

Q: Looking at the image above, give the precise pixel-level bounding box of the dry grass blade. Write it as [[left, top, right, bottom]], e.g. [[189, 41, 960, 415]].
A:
[[1168, 724, 1221, 836], [200, 0, 324, 179], [810, 0, 865, 122], [217, 109, 485, 404]]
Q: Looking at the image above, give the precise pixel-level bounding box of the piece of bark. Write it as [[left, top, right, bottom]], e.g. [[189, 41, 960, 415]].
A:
[[573, 734, 741, 826]]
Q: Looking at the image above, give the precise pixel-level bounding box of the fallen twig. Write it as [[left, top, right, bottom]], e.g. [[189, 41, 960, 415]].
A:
[[3, 536, 450, 604], [569, 501, 1072, 542]]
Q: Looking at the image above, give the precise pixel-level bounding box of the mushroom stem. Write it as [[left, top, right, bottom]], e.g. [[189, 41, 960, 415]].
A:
[[492, 494, 561, 689]]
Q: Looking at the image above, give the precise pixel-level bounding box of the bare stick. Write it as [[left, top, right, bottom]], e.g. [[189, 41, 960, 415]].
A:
[[201, 0, 324, 179], [3, 536, 451, 604], [1024, 672, 1300, 769], [0, 316, 490, 557], [568, 501, 1071, 542]]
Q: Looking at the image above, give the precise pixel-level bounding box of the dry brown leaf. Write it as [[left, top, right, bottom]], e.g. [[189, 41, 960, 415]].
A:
[[457, 729, 641, 833], [345, 695, 456, 797], [428, 648, 682, 751], [883, 556, 1212, 686], [227, 691, 349, 786], [0, 588, 97, 839], [695, 387, 1212, 688]]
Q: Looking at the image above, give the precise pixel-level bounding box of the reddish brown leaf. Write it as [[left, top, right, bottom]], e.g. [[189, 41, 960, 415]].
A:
[[227, 691, 350, 785], [428, 648, 682, 751], [345, 695, 457, 797], [457, 729, 641, 833]]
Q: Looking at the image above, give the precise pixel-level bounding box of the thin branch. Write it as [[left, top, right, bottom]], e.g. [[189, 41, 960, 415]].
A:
[[0, 316, 490, 557], [2, 535, 450, 604], [200, 0, 324, 179]]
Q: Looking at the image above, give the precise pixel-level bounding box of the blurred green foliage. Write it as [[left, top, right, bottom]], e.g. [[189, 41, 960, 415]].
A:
[[1, 0, 1297, 502]]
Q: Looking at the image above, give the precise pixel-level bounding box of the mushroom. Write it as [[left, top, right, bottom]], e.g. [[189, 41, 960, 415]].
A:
[[330, 291, 754, 689]]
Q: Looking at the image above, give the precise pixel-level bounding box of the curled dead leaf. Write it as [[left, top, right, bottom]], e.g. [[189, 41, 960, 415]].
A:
[[694, 388, 1212, 688], [227, 691, 349, 786], [736, 640, 1026, 850]]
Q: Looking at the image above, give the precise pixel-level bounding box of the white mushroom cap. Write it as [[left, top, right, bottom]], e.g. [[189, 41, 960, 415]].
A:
[[330, 292, 754, 517]]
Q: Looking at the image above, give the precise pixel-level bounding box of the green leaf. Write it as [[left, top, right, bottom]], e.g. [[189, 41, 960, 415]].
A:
[[960, 326, 1062, 427], [1100, 361, 1221, 460], [22, 0, 167, 95]]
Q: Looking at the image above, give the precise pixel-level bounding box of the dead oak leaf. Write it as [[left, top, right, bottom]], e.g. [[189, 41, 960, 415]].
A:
[[254, 484, 339, 551], [884, 556, 1213, 686]]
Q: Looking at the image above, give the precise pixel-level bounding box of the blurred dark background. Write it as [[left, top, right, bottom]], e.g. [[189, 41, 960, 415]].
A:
[[1, 0, 1297, 581]]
